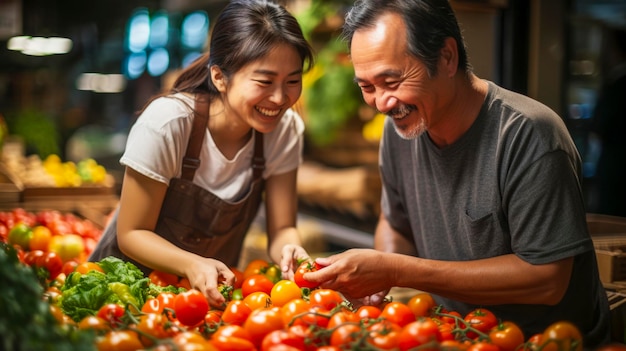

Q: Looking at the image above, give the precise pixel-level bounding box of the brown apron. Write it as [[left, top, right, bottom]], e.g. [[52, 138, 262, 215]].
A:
[[89, 96, 266, 275]]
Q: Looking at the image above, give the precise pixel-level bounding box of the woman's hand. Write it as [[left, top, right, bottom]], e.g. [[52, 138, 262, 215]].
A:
[[279, 244, 310, 280], [183, 258, 235, 307]]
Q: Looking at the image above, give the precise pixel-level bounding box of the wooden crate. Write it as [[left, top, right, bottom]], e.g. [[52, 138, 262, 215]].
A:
[[588, 213, 626, 286]]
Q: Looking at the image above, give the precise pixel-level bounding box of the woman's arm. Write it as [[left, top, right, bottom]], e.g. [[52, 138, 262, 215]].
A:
[[116, 167, 235, 305]]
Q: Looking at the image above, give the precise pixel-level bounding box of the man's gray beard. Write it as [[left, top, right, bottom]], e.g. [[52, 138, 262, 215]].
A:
[[393, 117, 426, 140]]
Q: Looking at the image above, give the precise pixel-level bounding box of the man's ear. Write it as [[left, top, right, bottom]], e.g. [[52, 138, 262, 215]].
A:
[[210, 65, 227, 93], [440, 37, 459, 78]]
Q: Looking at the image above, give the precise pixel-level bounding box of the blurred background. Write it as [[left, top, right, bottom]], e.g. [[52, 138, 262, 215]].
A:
[[0, 0, 625, 249]]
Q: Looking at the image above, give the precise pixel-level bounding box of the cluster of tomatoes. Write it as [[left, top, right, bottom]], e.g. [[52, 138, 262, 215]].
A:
[[39, 257, 590, 351], [0, 207, 103, 280]]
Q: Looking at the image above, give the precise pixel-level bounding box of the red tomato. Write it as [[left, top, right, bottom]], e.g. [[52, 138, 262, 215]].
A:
[[77, 315, 109, 333], [330, 323, 362, 347], [221, 300, 252, 326], [380, 301, 416, 328], [97, 303, 126, 328], [464, 308, 498, 339], [407, 293, 436, 318], [356, 305, 382, 323], [62, 260, 79, 276], [261, 329, 307, 351], [42, 251, 64, 280], [149, 270, 180, 287], [293, 260, 321, 289], [174, 289, 209, 327], [231, 266, 245, 289], [204, 309, 223, 329], [243, 306, 285, 347], [309, 288, 344, 311], [489, 321, 525, 351], [172, 331, 214, 350], [96, 330, 143, 351], [270, 279, 302, 307], [467, 341, 502, 351], [241, 273, 274, 298], [23, 249, 45, 266], [367, 319, 402, 350], [398, 318, 442, 351], [280, 298, 311, 327], [211, 324, 256, 351], [136, 313, 173, 346], [327, 309, 359, 329]]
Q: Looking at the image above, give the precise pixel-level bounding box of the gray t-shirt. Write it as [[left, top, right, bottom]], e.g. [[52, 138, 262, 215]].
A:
[[380, 81, 610, 347]]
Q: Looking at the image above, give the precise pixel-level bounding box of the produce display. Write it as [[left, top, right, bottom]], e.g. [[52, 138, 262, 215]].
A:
[[0, 207, 615, 351]]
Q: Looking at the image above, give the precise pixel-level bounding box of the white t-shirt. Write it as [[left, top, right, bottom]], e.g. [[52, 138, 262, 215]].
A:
[[120, 93, 304, 202]]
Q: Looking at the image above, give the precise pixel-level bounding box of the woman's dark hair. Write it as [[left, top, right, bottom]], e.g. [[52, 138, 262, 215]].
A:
[[342, 0, 470, 77], [170, 0, 314, 98]]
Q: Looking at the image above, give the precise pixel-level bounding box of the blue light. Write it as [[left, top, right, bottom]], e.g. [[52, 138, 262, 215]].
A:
[[182, 51, 202, 68], [147, 48, 170, 76], [124, 51, 147, 79], [181, 11, 209, 49], [150, 11, 169, 49], [127, 9, 151, 53]]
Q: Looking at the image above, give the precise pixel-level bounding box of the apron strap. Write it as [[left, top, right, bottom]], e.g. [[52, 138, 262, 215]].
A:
[[252, 131, 265, 180], [181, 95, 210, 181]]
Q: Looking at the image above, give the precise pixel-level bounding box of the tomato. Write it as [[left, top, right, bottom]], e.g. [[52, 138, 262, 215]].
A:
[[23, 249, 45, 266], [243, 259, 270, 279], [204, 309, 223, 329], [367, 319, 401, 350], [270, 279, 302, 307], [540, 321, 583, 351], [149, 270, 180, 287], [300, 305, 331, 328], [467, 341, 502, 351], [327, 309, 359, 329], [261, 329, 307, 351], [380, 301, 416, 328], [221, 300, 252, 326], [330, 323, 362, 347], [489, 321, 525, 351], [316, 347, 341, 351], [441, 340, 470, 351], [42, 251, 64, 280], [96, 330, 143, 351], [97, 303, 126, 328], [264, 264, 282, 284], [48, 233, 85, 262], [280, 298, 311, 327], [243, 291, 272, 310], [136, 313, 173, 346], [78, 315, 109, 334], [178, 277, 192, 290], [62, 260, 79, 276], [595, 344, 626, 351], [76, 261, 104, 274], [174, 289, 209, 327], [8, 222, 33, 250], [437, 308, 462, 325], [232, 288, 244, 301], [243, 306, 285, 347], [464, 308, 498, 339], [211, 324, 256, 351], [241, 273, 274, 297], [356, 305, 382, 322], [309, 288, 344, 311], [293, 260, 321, 289], [398, 318, 442, 351], [231, 266, 245, 289], [437, 320, 456, 341], [407, 293, 436, 318], [172, 331, 215, 350], [29, 225, 52, 251]]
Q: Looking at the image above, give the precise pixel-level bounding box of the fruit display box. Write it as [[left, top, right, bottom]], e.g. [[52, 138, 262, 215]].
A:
[[588, 213, 626, 289]]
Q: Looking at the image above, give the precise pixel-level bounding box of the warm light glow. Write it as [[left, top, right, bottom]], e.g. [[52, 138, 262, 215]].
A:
[[7, 36, 73, 56]]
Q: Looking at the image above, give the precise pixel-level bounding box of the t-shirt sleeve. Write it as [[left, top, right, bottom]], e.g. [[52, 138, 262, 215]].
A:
[[263, 109, 305, 177], [505, 150, 594, 264], [120, 97, 191, 185]]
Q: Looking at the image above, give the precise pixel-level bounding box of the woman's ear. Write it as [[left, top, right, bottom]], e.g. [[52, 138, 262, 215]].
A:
[[210, 65, 227, 93]]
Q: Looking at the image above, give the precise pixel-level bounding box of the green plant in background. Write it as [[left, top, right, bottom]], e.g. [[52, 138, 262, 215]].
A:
[[4, 108, 61, 158], [296, 1, 363, 146]]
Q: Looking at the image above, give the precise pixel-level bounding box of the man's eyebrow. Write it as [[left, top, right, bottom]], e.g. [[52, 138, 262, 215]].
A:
[[354, 69, 403, 84]]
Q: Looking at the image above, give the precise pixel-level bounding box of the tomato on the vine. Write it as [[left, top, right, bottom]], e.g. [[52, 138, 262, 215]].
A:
[[243, 259, 270, 279], [356, 305, 382, 322], [293, 260, 321, 289], [97, 303, 126, 328], [309, 288, 344, 311], [464, 308, 498, 339], [330, 323, 362, 347], [398, 318, 442, 351], [489, 320, 525, 351], [136, 312, 173, 346], [280, 298, 311, 327], [380, 301, 416, 328], [540, 321, 583, 351], [243, 306, 284, 347], [174, 289, 209, 327], [407, 292, 436, 318], [367, 319, 401, 350], [467, 341, 502, 351], [241, 273, 274, 297], [261, 329, 307, 351], [211, 325, 256, 351], [221, 300, 252, 326]]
